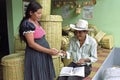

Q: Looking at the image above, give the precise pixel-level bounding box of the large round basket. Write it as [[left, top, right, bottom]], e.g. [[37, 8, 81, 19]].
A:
[[40, 15, 63, 50], [1, 53, 25, 80], [52, 55, 60, 80], [14, 35, 26, 52]]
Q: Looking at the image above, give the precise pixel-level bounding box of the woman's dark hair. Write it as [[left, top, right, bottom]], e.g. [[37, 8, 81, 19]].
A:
[[25, 1, 42, 19], [19, 1, 42, 42]]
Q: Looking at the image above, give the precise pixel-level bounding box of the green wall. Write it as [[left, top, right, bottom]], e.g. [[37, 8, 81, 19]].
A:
[[52, 0, 120, 47], [12, 0, 23, 35], [89, 0, 120, 47], [6, 0, 23, 53]]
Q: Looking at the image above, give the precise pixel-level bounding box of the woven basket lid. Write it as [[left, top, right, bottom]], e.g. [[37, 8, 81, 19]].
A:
[[62, 36, 69, 45], [62, 25, 71, 31], [40, 15, 63, 21], [1, 53, 25, 66]]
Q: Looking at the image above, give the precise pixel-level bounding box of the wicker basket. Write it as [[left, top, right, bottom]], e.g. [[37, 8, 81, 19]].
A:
[[62, 58, 73, 66], [88, 24, 98, 37], [40, 15, 63, 50], [94, 30, 106, 42], [14, 35, 26, 52], [52, 55, 60, 80], [101, 35, 114, 49], [61, 36, 69, 51], [36, 0, 51, 17], [1, 53, 25, 80]]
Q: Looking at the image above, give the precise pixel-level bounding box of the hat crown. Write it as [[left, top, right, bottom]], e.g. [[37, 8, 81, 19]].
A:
[[70, 19, 93, 31], [76, 19, 88, 29]]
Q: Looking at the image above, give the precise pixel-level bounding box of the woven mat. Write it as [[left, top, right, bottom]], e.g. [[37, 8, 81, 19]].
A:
[[83, 48, 111, 80]]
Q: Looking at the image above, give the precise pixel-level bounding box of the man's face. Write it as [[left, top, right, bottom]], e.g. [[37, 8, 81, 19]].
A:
[[74, 30, 88, 41]]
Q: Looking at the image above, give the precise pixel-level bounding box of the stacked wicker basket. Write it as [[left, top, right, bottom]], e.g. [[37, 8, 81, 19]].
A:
[[40, 15, 63, 50], [14, 35, 26, 53], [2, 0, 63, 80], [1, 52, 25, 80], [36, 0, 63, 51], [36, 0, 64, 80]]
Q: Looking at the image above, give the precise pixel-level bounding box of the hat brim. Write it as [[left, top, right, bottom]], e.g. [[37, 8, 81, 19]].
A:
[[70, 24, 93, 31]]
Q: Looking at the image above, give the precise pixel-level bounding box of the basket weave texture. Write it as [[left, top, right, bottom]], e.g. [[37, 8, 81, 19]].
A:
[[40, 15, 63, 50], [52, 55, 60, 80], [14, 35, 26, 52], [36, 0, 51, 17], [1, 53, 25, 80], [94, 30, 106, 42], [101, 35, 114, 49]]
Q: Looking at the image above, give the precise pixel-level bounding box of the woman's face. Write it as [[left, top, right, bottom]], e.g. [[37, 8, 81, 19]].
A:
[[74, 30, 87, 41], [30, 9, 42, 21]]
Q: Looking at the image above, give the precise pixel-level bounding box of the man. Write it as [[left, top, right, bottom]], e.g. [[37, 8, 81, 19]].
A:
[[58, 19, 98, 80]]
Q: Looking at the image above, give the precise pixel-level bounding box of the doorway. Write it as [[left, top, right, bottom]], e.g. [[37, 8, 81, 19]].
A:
[[0, 0, 9, 59]]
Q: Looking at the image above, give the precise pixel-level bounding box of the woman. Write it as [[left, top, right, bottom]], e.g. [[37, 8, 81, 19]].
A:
[[19, 1, 58, 80]]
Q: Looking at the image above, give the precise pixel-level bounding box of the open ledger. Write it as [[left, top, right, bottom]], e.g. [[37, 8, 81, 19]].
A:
[[59, 67, 85, 77]]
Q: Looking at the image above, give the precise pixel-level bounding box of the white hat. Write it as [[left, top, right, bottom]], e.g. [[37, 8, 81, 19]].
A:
[[70, 19, 93, 31]]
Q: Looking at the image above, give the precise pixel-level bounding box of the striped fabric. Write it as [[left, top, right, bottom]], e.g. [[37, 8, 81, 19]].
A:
[[83, 48, 111, 80]]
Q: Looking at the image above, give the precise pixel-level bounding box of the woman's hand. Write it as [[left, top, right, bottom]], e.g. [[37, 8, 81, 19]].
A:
[[49, 48, 59, 55]]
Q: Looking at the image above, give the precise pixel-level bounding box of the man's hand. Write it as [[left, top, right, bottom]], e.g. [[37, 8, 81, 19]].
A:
[[59, 50, 67, 57], [76, 58, 91, 65], [76, 59, 86, 65]]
